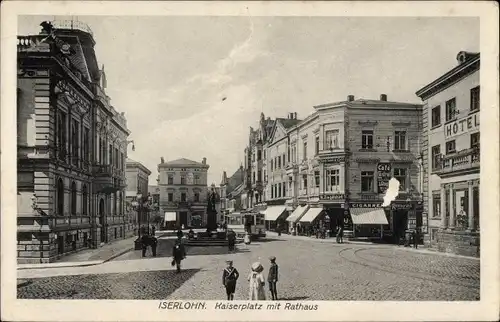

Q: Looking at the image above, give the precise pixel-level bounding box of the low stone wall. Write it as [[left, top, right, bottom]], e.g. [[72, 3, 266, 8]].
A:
[[436, 229, 480, 257]]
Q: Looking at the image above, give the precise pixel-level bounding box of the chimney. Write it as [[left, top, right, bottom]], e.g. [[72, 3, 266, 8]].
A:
[[294, 112, 297, 119], [380, 94, 387, 101], [202, 157, 206, 165], [347, 95, 355, 102]]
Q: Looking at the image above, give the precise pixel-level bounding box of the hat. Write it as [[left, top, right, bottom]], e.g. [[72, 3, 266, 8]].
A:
[[269, 256, 276, 261], [225, 259, 233, 264], [251, 262, 263, 272]]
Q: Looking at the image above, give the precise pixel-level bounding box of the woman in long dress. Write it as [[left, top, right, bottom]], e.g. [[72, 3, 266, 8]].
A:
[[248, 262, 266, 300]]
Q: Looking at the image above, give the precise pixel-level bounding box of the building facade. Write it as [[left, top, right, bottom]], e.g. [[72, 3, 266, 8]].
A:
[[221, 166, 246, 216], [416, 51, 480, 257], [17, 20, 130, 263], [264, 95, 423, 240], [125, 159, 152, 235], [157, 158, 209, 228]]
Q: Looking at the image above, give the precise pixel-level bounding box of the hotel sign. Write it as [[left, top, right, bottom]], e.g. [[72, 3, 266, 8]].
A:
[[444, 113, 479, 140]]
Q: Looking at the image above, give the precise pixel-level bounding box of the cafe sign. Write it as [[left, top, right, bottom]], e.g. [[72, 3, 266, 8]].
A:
[[377, 162, 392, 194], [444, 112, 479, 140]]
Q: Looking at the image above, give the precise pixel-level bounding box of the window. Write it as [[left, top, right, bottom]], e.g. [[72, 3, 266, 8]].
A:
[[180, 175, 186, 185], [431, 145, 441, 170], [445, 98, 456, 121], [270, 160, 273, 171], [431, 106, 441, 127], [257, 170, 262, 182], [302, 174, 308, 190], [315, 136, 319, 154], [287, 145, 290, 162], [257, 150, 262, 161], [325, 130, 339, 149], [271, 185, 274, 199], [83, 127, 90, 162], [168, 193, 173, 202], [471, 132, 480, 149], [71, 181, 77, 215], [57, 112, 67, 160], [278, 183, 282, 198], [57, 178, 64, 216], [394, 131, 407, 151], [263, 170, 267, 182], [303, 141, 308, 160], [393, 168, 407, 191], [113, 191, 118, 215], [283, 182, 286, 197], [361, 130, 374, 149], [168, 176, 173, 185], [108, 144, 113, 166], [181, 193, 186, 202], [194, 192, 200, 202], [82, 184, 88, 216], [278, 156, 281, 169], [314, 171, 320, 188], [283, 154, 286, 167], [432, 193, 441, 218], [326, 169, 340, 191], [194, 175, 200, 185], [361, 171, 374, 192], [252, 172, 255, 183], [445, 140, 456, 154], [263, 150, 266, 159], [470, 86, 480, 111]]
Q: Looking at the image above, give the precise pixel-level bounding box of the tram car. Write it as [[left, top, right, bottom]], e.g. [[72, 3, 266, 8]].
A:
[[225, 211, 266, 239]]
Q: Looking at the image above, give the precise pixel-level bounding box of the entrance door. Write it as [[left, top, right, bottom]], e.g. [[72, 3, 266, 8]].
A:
[[57, 235, 64, 254], [392, 210, 408, 242], [180, 211, 188, 228], [99, 199, 106, 243]]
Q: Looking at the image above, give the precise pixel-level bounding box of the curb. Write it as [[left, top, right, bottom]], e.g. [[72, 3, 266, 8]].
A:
[[17, 261, 104, 270], [102, 247, 134, 263]]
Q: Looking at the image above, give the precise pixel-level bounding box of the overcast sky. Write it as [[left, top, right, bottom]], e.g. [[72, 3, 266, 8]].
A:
[[18, 15, 479, 185]]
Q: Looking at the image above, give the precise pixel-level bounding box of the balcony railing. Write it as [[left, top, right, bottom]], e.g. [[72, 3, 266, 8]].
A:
[[93, 164, 113, 176], [434, 148, 480, 176]]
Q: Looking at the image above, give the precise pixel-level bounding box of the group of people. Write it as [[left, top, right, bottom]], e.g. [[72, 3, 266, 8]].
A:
[[222, 256, 279, 301]]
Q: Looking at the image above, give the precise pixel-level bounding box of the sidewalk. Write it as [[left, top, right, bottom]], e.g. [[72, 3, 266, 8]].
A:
[[17, 236, 137, 270], [265, 231, 479, 260]]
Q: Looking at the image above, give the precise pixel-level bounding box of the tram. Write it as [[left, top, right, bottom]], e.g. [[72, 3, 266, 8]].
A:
[[225, 211, 266, 239]]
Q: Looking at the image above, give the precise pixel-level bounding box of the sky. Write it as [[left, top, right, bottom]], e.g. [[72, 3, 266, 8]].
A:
[[18, 15, 479, 185]]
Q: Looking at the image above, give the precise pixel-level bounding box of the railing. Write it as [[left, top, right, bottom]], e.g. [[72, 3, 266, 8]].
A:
[[435, 148, 480, 175], [92, 164, 113, 176]]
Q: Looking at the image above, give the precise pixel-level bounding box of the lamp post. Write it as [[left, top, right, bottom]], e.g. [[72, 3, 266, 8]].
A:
[[131, 193, 153, 249]]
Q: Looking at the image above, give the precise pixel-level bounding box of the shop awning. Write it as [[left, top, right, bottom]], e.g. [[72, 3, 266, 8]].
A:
[[263, 206, 287, 221], [164, 212, 176, 222], [299, 207, 324, 223], [350, 208, 388, 225], [287, 205, 309, 223]]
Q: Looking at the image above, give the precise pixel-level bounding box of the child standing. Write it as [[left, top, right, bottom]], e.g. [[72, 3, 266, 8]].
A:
[[268, 256, 279, 300], [222, 260, 239, 300]]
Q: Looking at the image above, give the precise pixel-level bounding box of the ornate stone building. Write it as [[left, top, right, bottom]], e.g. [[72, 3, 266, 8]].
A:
[[17, 20, 130, 263]]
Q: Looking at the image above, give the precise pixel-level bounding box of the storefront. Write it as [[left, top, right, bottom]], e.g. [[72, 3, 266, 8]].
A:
[[348, 202, 390, 239], [286, 204, 309, 235], [319, 193, 346, 236], [389, 201, 423, 243], [263, 205, 288, 232]]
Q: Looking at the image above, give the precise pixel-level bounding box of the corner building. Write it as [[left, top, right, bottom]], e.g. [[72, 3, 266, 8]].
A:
[[125, 159, 152, 235], [17, 20, 130, 263], [416, 51, 480, 257], [268, 95, 423, 241]]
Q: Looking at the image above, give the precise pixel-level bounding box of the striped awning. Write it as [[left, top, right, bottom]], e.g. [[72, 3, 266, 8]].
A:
[[164, 212, 176, 222], [350, 208, 388, 225], [299, 207, 324, 223], [263, 206, 287, 221], [287, 205, 309, 223]]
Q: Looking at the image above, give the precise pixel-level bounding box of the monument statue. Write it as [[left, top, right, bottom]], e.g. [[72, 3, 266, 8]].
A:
[[206, 188, 218, 231]]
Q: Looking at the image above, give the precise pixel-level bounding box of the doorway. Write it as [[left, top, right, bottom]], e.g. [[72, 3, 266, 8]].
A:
[[57, 235, 64, 255], [392, 210, 408, 243], [180, 211, 188, 228]]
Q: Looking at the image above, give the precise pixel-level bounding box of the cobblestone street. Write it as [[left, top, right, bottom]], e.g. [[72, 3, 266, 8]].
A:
[[18, 236, 479, 301]]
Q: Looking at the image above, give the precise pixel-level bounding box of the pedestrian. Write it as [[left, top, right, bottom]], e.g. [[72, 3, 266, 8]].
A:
[[176, 229, 184, 239], [222, 260, 239, 300], [336, 226, 344, 244], [227, 229, 236, 251], [276, 224, 282, 237], [172, 236, 186, 273], [151, 235, 158, 257], [413, 228, 419, 249], [268, 256, 279, 300], [141, 233, 150, 257], [243, 232, 251, 245], [248, 262, 266, 300]]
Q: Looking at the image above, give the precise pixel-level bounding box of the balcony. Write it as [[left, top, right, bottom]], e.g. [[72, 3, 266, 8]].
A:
[[434, 148, 480, 177]]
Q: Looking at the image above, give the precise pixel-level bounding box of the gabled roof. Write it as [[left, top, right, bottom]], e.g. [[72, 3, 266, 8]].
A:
[[159, 158, 209, 168], [267, 117, 302, 145], [228, 182, 245, 199], [226, 167, 245, 195]]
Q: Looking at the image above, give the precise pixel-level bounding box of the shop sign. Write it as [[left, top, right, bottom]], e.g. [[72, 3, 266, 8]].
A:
[[408, 218, 417, 229], [349, 202, 383, 208], [391, 203, 412, 211], [444, 112, 479, 139], [377, 162, 392, 194], [321, 156, 345, 164], [319, 193, 345, 201]]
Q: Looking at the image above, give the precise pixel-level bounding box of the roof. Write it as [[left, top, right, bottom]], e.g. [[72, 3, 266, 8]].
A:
[[228, 182, 245, 198], [126, 158, 152, 175], [159, 158, 208, 168], [226, 167, 245, 195], [314, 99, 421, 110], [277, 118, 302, 129]]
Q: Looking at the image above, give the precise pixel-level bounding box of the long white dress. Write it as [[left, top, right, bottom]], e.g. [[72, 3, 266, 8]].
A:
[[248, 271, 266, 300]]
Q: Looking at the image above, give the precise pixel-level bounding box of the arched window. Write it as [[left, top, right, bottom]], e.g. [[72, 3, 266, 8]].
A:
[[57, 178, 64, 216], [71, 181, 77, 216], [82, 184, 88, 216]]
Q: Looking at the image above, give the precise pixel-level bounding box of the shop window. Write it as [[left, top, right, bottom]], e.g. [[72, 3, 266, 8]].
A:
[[445, 189, 450, 225], [393, 168, 407, 191], [432, 193, 441, 218], [470, 86, 480, 111], [445, 140, 456, 154], [470, 132, 480, 149], [361, 171, 374, 192], [361, 130, 374, 149], [326, 169, 340, 191], [431, 105, 441, 127], [445, 98, 457, 121], [431, 145, 441, 170], [394, 131, 407, 151]]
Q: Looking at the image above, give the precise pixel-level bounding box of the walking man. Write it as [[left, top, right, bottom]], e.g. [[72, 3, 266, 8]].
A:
[[336, 225, 344, 244], [172, 236, 186, 273], [222, 260, 239, 300], [227, 229, 236, 251], [151, 235, 158, 257], [268, 256, 279, 300]]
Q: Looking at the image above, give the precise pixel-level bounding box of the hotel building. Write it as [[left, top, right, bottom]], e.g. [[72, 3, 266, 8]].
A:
[[416, 51, 480, 257]]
